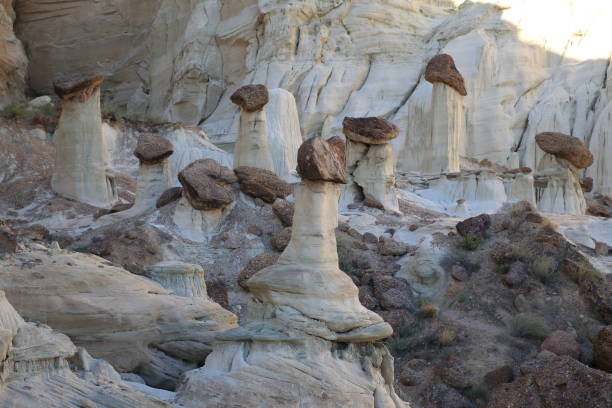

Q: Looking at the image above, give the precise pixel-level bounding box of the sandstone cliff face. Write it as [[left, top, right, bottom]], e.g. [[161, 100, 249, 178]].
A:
[[0, 0, 27, 107]]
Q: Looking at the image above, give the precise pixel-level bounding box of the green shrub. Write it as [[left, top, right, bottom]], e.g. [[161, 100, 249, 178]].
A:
[[494, 263, 510, 274], [0, 103, 31, 120], [438, 328, 456, 346], [533, 257, 555, 282], [460, 233, 481, 251], [510, 313, 551, 340]]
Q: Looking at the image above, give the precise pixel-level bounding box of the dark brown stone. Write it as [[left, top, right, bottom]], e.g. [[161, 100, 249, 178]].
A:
[[535, 132, 593, 169], [593, 326, 612, 373], [178, 159, 237, 211], [424, 382, 475, 408], [110, 203, 133, 213], [451, 264, 469, 281], [541, 330, 581, 359], [580, 275, 612, 324], [53, 72, 104, 101], [234, 166, 292, 203], [247, 225, 263, 236], [0, 218, 17, 255], [377, 236, 409, 256], [508, 167, 533, 174], [296, 136, 346, 183], [424, 54, 468, 96], [358, 285, 378, 310], [16, 224, 49, 242], [456, 213, 491, 238], [237, 253, 280, 290], [156, 187, 183, 208], [581, 177, 594, 193], [271, 227, 292, 252], [363, 194, 385, 210], [342, 117, 399, 145], [133, 133, 174, 164], [206, 280, 230, 310], [487, 356, 612, 408], [230, 84, 269, 112], [371, 274, 413, 310], [272, 199, 294, 227], [503, 261, 527, 288], [483, 365, 514, 389], [327, 136, 346, 165], [434, 356, 471, 389]]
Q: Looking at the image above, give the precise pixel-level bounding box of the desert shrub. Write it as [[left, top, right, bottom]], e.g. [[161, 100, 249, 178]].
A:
[[533, 257, 555, 282], [438, 328, 456, 346], [0, 103, 31, 119], [420, 303, 438, 318], [510, 313, 551, 340], [460, 233, 481, 251], [494, 263, 510, 274], [563, 258, 604, 282]]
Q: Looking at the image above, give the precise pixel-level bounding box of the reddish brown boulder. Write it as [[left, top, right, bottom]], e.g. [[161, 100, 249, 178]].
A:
[[53, 72, 104, 101], [425, 54, 467, 96], [156, 187, 183, 208], [230, 84, 269, 112], [487, 355, 612, 408], [371, 274, 414, 310], [541, 330, 581, 359], [133, 133, 174, 164], [207, 280, 229, 310], [581, 177, 594, 193], [327, 136, 346, 164], [178, 159, 237, 211], [535, 132, 593, 169], [237, 253, 280, 290], [234, 167, 292, 203], [271, 227, 292, 252], [377, 236, 410, 256], [483, 365, 514, 389], [296, 136, 346, 183], [342, 117, 399, 145], [593, 326, 612, 373], [434, 356, 471, 389], [272, 199, 294, 227], [456, 213, 491, 238]]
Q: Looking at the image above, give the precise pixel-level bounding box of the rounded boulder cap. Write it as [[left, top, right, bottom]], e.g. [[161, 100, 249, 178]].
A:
[[342, 117, 399, 145], [425, 54, 467, 96], [297, 136, 347, 184], [535, 132, 593, 169], [53, 72, 105, 100], [133, 133, 174, 164], [230, 85, 269, 112]]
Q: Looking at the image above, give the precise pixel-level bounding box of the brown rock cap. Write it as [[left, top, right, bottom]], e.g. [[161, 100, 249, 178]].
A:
[[237, 253, 280, 290], [53, 72, 105, 101], [234, 167, 292, 203], [425, 54, 467, 96], [133, 133, 174, 164], [230, 84, 269, 112], [535, 132, 593, 169], [342, 117, 399, 145], [297, 136, 347, 183], [178, 159, 237, 211]]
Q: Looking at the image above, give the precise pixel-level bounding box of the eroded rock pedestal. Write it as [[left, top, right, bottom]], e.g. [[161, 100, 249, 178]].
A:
[[51, 73, 117, 208], [535, 132, 592, 215], [342, 117, 400, 212], [174, 137, 403, 408]]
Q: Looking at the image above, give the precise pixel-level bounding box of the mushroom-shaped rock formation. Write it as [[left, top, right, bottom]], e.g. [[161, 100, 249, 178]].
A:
[[51, 72, 116, 208], [534, 132, 592, 215], [133, 133, 174, 164], [173, 139, 402, 408], [230, 84, 269, 113], [232, 85, 274, 172], [423, 54, 466, 174], [146, 261, 207, 298], [341, 118, 399, 212], [535, 132, 593, 169], [424, 53, 467, 96], [296, 136, 347, 183], [342, 117, 399, 145], [234, 166, 292, 203], [174, 159, 238, 242]]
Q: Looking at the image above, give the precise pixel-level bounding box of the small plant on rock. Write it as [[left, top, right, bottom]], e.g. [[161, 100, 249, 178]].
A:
[[420, 303, 439, 318], [510, 313, 551, 340], [460, 233, 481, 251], [438, 328, 456, 346], [533, 257, 554, 282]]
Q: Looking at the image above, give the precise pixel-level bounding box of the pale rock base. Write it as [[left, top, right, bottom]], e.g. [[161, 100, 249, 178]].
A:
[[173, 196, 233, 243]]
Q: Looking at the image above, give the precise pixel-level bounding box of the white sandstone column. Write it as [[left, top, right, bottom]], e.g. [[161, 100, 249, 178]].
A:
[[146, 262, 207, 298]]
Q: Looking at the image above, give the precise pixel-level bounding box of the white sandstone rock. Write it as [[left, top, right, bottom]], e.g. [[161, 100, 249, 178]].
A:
[[146, 261, 208, 298], [234, 108, 274, 172], [172, 195, 233, 243], [427, 82, 463, 173], [352, 142, 400, 212]]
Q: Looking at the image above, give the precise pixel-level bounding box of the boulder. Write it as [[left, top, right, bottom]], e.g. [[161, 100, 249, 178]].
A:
[[271, 227, 292, 251], [456, 213, 491, 238], [327, 136, 346, 165], [53, 72, 104, 101], [272, 199, 294, 226], [483, 365, 514, 389], [0, 218, 17, 255], [488, 355, 612, 408], [230, 84, 269, 112], [371, 274, 413, 310], [424, 382, 475, 408], [178, 159, 237, 210], [237, 253, 280, 290], [156, 186, 183, 208], [503, 261, 527, 288], [133, 133, 174, 164], [535, 132, 594, 169], [581, 177, 594, 193], [377, 236, 410, 256], [434, 356, 471, 389], [342, 117, 399, 145], [593, 326, 612, 372], [425, 54, 468, 96], [296, 136, 346, 183], [234, 166, 292, 203], [541, 330, 581, 359]]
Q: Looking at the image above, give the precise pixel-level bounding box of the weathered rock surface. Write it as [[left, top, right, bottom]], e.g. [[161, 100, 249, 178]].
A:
[[53, 73, 105, 101], [593, 326, 612, 373], [456, 214, 491, 238], [425, 54, 467, 96], [296, 136, 346, 183], [540, 330, 581, 359], [133, 133, 174, 164], [0, 0, 27, 107], [230, 85, 269, 112], [0, 245, 237, 389], [146, 261, 208, 298], [156, 187, 182, 208], [237, 253, 280, 290], [343, 117, 399, 145], [535, 132, 594, 169], [234, 166, 292, 203], [178, 159, 237, 210]]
